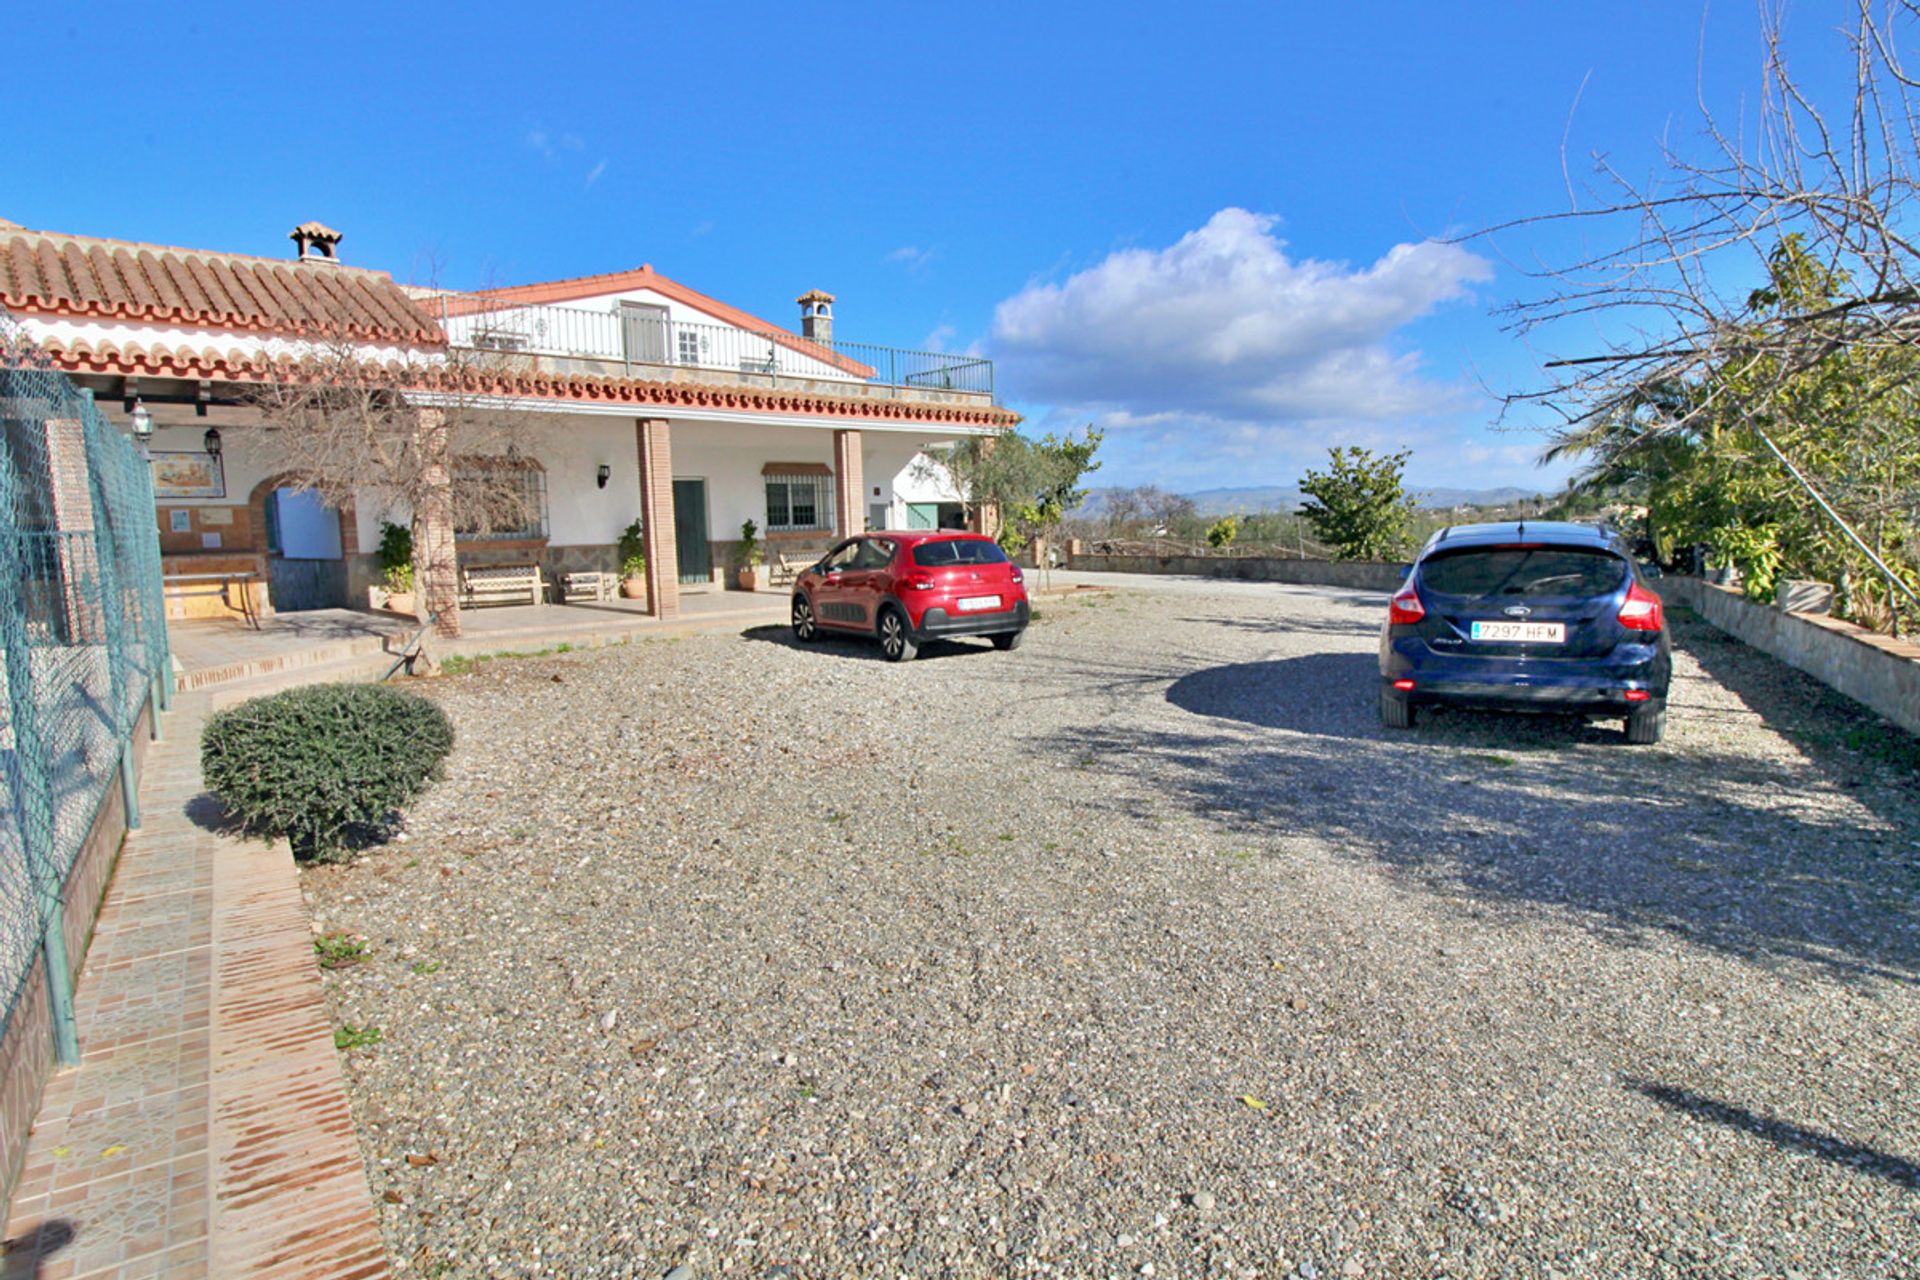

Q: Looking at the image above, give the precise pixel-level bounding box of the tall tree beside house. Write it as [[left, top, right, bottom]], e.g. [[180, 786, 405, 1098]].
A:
[[245, 341, 551, 642], [1297, 446, 1418, 561]]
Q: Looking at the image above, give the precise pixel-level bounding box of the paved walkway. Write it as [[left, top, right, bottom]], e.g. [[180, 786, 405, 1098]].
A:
[[2, 686, 389, 1280], [168, 590, 789, 693]]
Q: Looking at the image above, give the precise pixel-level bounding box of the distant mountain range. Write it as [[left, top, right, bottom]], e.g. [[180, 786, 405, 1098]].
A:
[[1076, 484, 1546, 517]]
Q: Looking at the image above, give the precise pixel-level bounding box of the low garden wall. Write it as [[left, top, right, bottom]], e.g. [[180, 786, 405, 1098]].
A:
[[1066, 551, 1407, 592], [1660, 577, 1920, 736]]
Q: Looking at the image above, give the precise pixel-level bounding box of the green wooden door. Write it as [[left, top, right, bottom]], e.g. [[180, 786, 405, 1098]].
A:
[[673, 479, 711, 583]]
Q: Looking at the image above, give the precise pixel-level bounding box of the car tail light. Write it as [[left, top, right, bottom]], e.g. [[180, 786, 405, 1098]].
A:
[[1010, 568, 1023, 584], [1388, 583, 1425, 625], [1392, 678, 1416, 691], [1618, 581, 1663, 631], [903, 570, 936, 591], [1624, 689, 1652, 702]]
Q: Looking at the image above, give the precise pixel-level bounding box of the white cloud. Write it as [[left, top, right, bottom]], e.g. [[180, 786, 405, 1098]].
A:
[[585, 159, 608, 187], [991, 209, 1491, 424], [885, 245, 936, 273], [526, 126, 589, 165], [922, 323, 957, 352]]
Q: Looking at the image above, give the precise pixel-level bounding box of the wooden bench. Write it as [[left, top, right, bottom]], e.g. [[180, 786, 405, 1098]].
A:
[[461, 562, 546, 607], [769, 543, 831, 588], [561, 570, 617, 603]]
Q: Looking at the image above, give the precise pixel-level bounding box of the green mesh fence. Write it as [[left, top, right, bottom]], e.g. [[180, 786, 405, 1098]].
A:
[[1, 315, 169, 1058]]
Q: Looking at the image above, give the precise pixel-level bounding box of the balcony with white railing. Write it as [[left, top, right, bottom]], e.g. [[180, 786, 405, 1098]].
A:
[[425, 295, 996, 403]]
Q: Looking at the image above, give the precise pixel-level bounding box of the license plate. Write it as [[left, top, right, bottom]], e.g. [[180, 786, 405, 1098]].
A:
[[1470, 621, 1565, 643], [956, 595, 1002, 612]]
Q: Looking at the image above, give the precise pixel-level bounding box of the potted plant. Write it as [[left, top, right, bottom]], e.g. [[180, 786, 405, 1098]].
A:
[[736, 519, 764, 591], [383, 563, 417, 616], [618, 518, 647, 598], [375, 521, 416, 614]]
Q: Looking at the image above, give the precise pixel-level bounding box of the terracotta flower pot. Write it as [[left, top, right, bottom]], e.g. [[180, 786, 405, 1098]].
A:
[[621, 576, 647, 599]]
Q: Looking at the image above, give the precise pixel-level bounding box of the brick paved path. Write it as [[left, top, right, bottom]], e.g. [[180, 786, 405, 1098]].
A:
[[3, 688, 387, 1280]]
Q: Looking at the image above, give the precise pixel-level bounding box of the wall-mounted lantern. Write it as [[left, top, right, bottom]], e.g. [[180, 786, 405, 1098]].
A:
[[596, 464, 611, 490], [129, 400, 153, 446], [202, 427, 223, 458]]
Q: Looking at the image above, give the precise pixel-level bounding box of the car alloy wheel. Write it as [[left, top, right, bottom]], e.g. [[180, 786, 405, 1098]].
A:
[[878, 608, 919, 662], [792, 595, 818, 642]]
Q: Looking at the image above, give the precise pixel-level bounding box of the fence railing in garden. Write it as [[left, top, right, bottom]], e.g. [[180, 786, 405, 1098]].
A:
[[1, 318, 169, 1063]]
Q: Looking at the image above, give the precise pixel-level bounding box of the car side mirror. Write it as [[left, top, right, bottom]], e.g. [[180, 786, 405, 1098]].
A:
[[1398, 564, 1413, 580], [1638, 561, 1663, 580]]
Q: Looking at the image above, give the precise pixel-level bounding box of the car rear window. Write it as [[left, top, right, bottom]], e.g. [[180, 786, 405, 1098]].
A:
[[1419, 546, 1626, 598], [911, 538, 1009, 568]]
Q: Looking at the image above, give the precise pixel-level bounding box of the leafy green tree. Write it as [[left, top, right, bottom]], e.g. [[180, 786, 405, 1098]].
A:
[[1205, 515, 1238, 549], [1297, 447, 1418, 560], [1542, 237, 1920, 620], [917, 425, 1103, 554]]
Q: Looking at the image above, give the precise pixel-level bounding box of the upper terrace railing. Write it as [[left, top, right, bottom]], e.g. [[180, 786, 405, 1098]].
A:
[[426, 296, 995, 400]]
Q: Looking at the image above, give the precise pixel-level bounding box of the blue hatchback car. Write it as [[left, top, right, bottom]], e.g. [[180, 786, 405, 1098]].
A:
[[1378, 521, 1673, 743]]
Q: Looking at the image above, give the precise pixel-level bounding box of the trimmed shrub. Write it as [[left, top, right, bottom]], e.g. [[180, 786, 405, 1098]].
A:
[[201, 682, 454, 859]]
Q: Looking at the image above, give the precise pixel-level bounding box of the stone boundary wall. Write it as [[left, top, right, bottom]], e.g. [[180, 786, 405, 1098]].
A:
[[0, 695, 151, 1208], [1066, 552, 1407, 592], [1661, 577, 1920, 736]]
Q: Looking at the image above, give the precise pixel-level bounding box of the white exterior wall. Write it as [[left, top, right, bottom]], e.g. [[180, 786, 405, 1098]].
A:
[[439, 286, 859, 382]]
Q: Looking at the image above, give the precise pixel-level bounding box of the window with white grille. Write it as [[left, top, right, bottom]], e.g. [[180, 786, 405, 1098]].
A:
[[765, 473, 830, 532]]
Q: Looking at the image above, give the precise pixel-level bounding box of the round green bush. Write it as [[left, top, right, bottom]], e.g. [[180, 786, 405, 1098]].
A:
[[201, 682, 454, 859]]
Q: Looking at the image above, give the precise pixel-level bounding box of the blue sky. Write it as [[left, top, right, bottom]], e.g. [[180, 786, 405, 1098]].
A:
[[6, 2, 1861, 495]]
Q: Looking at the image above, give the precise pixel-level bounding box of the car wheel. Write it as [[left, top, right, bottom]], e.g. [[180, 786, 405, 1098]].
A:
[[792, 594, 818, 642], [877, 607, 920, 662], [1379, 689, 1415, 729], [990, 629, 1025, 651], [1625, 705, 1666, 744]]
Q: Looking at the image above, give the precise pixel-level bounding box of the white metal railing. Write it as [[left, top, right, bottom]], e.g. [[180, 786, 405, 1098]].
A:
[[428, 295, 995, 398]]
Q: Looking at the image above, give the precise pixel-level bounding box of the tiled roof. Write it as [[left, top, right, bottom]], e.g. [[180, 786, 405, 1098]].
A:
[[32, 335, 1020, 430], [0, 225, 442, 345]]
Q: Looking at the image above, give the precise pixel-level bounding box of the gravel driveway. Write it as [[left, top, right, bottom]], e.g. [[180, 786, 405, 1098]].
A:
[[305, 576, 1920, 1279]]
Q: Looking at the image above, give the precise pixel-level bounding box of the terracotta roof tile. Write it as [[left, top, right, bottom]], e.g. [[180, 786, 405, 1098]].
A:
[[0, 225, 442, 346], [29, 334, 1020, 430]]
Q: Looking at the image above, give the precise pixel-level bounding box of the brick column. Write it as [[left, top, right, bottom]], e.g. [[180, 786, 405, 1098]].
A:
[[635, 418, 679, 619], [413, 408, 462, 638], [833, 429, 864, 537]]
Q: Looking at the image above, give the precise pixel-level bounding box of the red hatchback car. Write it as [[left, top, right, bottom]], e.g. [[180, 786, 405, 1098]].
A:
[[791, 531, 1030, 661]]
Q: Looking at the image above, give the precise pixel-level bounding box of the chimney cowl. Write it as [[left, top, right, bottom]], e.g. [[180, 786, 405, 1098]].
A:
[[798, 289, 834, 343], [290, 221, 343, 264]]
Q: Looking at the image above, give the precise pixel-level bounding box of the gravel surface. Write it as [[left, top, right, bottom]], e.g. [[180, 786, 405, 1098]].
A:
[[304, 576, 1920, 1279]]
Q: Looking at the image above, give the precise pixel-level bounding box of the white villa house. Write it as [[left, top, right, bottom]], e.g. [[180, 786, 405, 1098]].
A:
[[0, 217, 1011, 634]]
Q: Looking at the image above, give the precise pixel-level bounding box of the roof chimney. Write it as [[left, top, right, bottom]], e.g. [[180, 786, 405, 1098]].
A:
[[290, 221, 343, 264], [797, 289, 834, 345]]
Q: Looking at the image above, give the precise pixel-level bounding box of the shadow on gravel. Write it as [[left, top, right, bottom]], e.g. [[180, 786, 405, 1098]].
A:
[[1627, 1078, 1920, 1188], [1167, 653, 1629, 746], [739, 624, 997, 663], [1054, 616, 1920, 985], [1175, 616, 1380, 639]]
